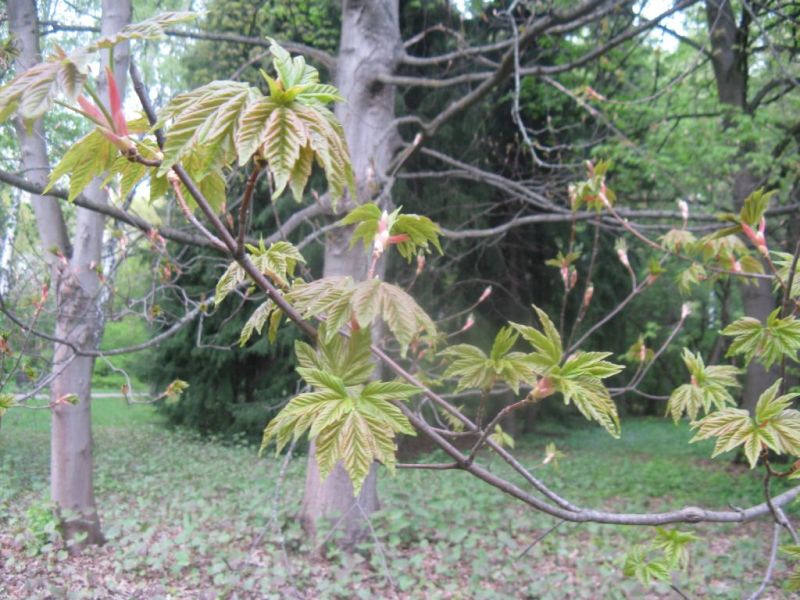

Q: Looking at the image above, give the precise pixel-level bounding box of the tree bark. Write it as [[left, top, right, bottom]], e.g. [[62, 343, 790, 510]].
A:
[[300, 0, 401, 548], [8, 0, 131, 551], [0, 189, 21, 296], [705, 0, 777, 413]]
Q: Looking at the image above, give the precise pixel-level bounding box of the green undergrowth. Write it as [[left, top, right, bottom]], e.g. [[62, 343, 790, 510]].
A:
[[0, 402, 795, 598]]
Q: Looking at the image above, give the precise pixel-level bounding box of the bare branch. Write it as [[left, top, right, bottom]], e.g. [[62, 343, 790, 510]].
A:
[[41, 22, 337, 71]]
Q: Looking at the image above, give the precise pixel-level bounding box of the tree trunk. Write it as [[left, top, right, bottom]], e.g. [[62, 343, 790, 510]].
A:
[[8, 0, 131, 551], [705, 0, 777, 413], [0, 189, 21, 296], [300, 0, 401, 548]]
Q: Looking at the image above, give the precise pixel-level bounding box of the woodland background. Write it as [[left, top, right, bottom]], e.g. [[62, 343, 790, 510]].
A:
[[0, 0, 799, 598]]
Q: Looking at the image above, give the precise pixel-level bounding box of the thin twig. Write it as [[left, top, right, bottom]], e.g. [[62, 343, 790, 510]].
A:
[[516, 519, 565, 559], [746, 523, 781, 600]]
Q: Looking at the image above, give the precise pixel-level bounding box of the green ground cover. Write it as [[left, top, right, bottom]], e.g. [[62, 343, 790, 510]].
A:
[[0, 400, 795, 598]]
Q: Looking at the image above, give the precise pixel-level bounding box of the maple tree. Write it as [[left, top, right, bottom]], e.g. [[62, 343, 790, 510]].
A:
[[1, 5, 800, 595]]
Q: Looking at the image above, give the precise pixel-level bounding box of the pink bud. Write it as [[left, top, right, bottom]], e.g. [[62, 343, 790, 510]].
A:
[[105, 66, 128, 136], [582, 284, 594, 310], [460, 314, 475, 333], [681, 303, 692, 319], [387, 233, 410, 245], [478, 286, 492, 303], [416, 255, 426, 276], [532, 377, 554, 400], [678, 199, 689, 225], [616, 248, 630, 268], [374, 210, 391, 255], [569, 269, 578, 291], [77, 95, 106, 126]]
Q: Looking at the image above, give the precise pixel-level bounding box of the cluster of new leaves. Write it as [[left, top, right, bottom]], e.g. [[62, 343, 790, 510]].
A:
[[260, 329, 418, 493], [663, 232, 763, 293], [156, 41, 354, 202], [722, 308, 800, 370], [214, 240, 306, 345], [0, 12, 194, 126], [622, 335, 655, 365], [216, 240, 305, 301], [714, 188, 776, 247], [510, 306, 624, 437], [667, 349, 740, 422], [339, 203, 443, 261], [44, 119, 159, 202], [488, 424, 514, 449], [624, 528, 700, 587], [545, 251, 581, 291], [660, 190, 777, 293], [440, 327, 535, 394], [441, 306, 623, 437], [0, 393, 16, 417], [287, 276, 436, 355], [161, 379, 190, 405], [568, 159, 615, 211], [691, 380, 800, 468]]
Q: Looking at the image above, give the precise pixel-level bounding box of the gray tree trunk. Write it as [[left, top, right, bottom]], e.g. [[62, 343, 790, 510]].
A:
[[0, 189, 21, 296], [8, 0, 131, 551], [300, 0, 401, 548], [705, 0, 778, 413]]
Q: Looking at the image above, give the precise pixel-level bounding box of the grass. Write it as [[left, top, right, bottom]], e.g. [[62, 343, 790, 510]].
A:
[[0, 401, 797, 599]]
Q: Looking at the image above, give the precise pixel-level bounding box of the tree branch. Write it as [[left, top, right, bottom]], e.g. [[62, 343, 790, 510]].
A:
[[41, 22, 337, 72]]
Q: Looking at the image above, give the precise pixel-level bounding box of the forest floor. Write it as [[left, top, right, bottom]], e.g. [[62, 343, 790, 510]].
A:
[[0, 400, 796, 599]]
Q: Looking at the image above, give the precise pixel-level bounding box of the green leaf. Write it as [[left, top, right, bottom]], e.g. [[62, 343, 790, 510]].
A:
[[652, 528, 699, 570], [723, 309, 800, 369], [288, 145, 315, 202], [89, 12, 196, 50], [660, 229, 696, 252], [376, 282, 436, 355], [0, 393, 17, 417], [341, 202, 443, 259], [393, 212, 443, 260], [235, 96, 279, 165], [340, 203, 382, 249], [558, 376, 621, 438], [163, 379, 189, 405], [157, 81, 256, 176], [249, 240, 306, 287], [214, 261, 246, 306], [490, 326, 517, 361], [509, 305, 563, 372], [261, 332, 416, 494], [488, 424, 515, 449], [261, 106, 306, 198], [560, 351, 624, 379], [623, 547, 671, 586], [239, 300, 276, 346], [269, 39, 318, 90], [45, 129, 115, 201], [773, 252, 800, 299], [293, 104, 354, 202], [690, 408, 758, 467], [739, 188, 776, 227], [676, 263, 706, 294], [440, 344, 494, 392], [294, 328, 374, 386], [667, 349, 739, 422]]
